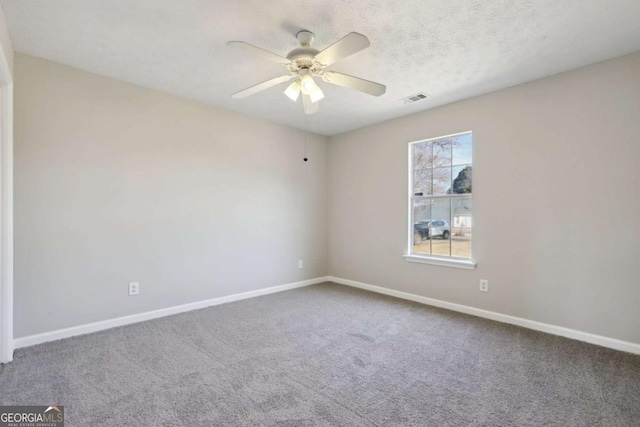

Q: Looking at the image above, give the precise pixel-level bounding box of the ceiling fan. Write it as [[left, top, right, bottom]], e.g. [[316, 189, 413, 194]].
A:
[[228, 30, 386, 114]]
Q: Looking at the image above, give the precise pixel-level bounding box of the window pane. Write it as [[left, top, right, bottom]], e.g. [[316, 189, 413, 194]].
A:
[[409, 133, 472, 261], [412, 141, 432, 170], [452, 165, 472, 194], [412, 199, 431, 254], [432, 167, 452, 195], [432, 139, 452, 168], [413, 169, 432, 196], [451, 197, 472, 259], [431, 199, 451, 256], [453, 134, 472, 166]]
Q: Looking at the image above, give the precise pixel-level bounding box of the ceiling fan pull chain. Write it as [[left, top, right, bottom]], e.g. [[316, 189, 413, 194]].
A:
[[304, 113, 308, 162]]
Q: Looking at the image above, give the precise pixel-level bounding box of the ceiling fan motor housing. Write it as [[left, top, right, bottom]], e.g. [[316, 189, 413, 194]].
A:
[[288, 31, 324, 73], [287, 49, 321, 72]]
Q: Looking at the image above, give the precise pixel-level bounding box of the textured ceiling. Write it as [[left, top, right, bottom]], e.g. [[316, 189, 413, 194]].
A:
[[2, 0, 640, 135]]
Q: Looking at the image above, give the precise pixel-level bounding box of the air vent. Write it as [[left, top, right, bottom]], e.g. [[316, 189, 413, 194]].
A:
[[402, 92, 430, 104]]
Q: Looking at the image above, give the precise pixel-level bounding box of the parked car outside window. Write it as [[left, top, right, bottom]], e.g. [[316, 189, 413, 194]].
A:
[[414, 220, 450, 242]]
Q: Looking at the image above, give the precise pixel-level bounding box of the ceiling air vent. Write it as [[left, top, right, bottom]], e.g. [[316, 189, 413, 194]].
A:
[[402, 92, 430, 104]]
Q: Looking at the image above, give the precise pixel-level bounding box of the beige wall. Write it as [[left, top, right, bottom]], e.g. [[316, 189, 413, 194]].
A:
[[328, 52, 640, 344], [14, 54, 328, 338], [14, 50, 640, 345]]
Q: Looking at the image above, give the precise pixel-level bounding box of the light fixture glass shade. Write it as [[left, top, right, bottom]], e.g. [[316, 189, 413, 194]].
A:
[[300, 74, 318, 95], [284, 81, 301, 102], [302, 94, 319, 114], [309, 86, 324, 103]]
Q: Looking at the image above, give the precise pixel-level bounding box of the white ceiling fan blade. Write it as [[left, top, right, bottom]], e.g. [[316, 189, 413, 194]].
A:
[[309, 86, 324, 103], [313, 32, 370, 66], [302, 94, 319, 114], [232, 75, 292, 99], [284, 81, 301, 101], [227, 41, 291, 65], [322, 71, 386, 96]]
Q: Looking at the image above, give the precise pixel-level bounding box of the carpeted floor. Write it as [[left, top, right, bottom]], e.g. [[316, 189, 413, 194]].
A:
[[1, 282, 639, 426]]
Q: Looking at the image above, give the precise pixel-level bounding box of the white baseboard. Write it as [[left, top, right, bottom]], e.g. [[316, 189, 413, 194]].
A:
[[14, 275, 640, 356], [14, 276, 330, 350], [328, 276, 640, 355]]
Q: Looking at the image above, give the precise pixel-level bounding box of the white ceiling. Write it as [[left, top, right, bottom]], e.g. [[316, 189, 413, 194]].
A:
[[2, 0, 640, 136]]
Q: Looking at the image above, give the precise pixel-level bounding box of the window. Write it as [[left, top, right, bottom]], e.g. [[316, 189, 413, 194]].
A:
[[405, 132, 475, 269]]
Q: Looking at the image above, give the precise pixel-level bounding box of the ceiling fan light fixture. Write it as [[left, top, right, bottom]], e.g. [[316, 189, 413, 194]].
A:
[[300, 73, 318, 95], [284, 81, 301, 101], [309, 86, 324, 103]]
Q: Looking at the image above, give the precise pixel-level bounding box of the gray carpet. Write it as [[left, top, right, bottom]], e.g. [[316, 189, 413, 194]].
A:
[[1, 282, 639, 426]]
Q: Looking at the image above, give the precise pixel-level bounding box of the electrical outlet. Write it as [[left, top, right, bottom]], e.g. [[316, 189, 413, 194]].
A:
[[298, 260, 304, 269], [479, 279, 489, 292], [128, 282, 139, 296]]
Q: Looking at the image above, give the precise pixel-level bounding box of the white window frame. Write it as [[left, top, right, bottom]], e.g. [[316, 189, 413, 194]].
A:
[[403, 131, 476, 270]]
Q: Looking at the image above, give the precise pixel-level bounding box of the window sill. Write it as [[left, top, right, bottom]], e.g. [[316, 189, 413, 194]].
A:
[[403, 254, 476, 270]]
